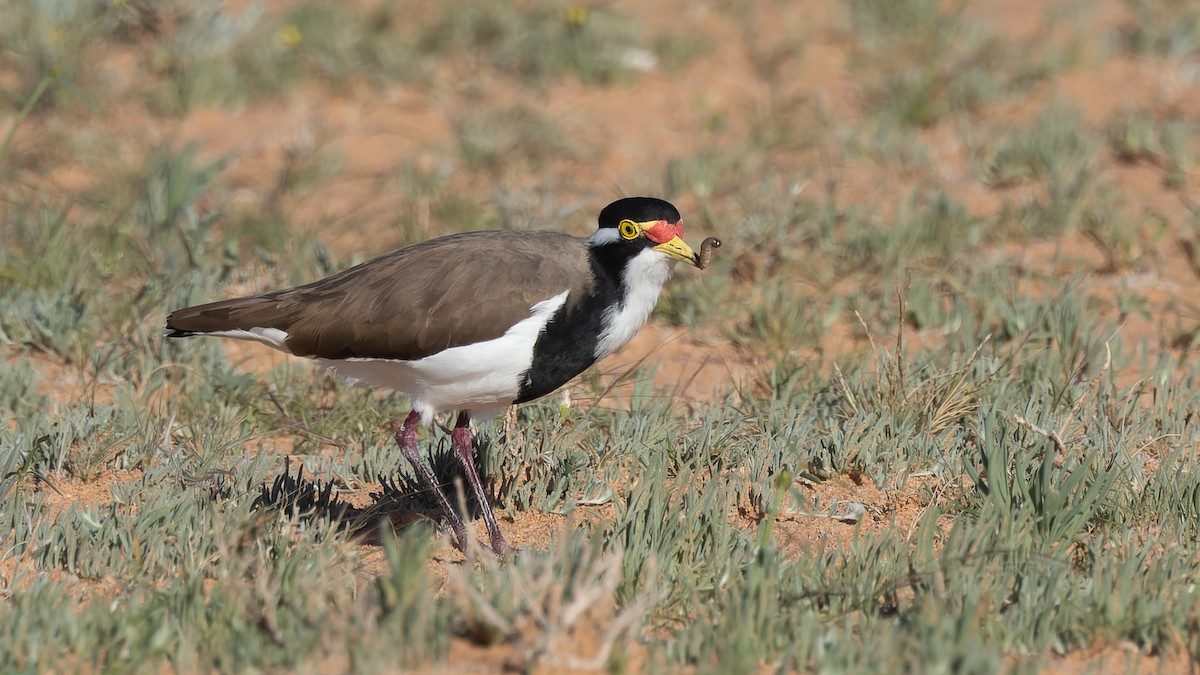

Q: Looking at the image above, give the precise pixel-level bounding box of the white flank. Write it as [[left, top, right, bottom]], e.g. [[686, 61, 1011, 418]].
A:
[[202, 327, 291, 350], [594, 248, 673, 359], [319, 290, 570, 425]]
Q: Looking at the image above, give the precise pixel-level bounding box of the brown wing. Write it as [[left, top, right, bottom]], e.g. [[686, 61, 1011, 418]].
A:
[[165, 230, 595, 360]]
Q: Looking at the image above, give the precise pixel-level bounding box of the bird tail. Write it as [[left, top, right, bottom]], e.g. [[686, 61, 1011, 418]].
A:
[[165, 295, 292, 339]]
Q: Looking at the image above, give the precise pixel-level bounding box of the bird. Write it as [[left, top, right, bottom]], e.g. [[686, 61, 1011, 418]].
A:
[[165, 196, 718, 555]]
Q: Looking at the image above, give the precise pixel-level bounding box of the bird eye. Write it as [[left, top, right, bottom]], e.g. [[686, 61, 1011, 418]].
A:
[[618, 220, 639, 240]]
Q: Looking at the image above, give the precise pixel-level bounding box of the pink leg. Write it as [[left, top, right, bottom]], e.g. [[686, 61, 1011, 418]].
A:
[[394, 410, 469, 550], [452, 411, 509, 555]]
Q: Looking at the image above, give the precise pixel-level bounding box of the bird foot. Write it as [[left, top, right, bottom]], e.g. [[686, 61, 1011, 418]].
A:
[[488, 533, 511, 558]]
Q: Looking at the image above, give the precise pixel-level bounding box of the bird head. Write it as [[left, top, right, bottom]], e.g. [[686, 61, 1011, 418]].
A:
[[590, 197, 702, 268]]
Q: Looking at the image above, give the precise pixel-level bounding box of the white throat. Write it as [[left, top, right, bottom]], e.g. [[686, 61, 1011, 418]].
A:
[[594, 248, 674, 359]]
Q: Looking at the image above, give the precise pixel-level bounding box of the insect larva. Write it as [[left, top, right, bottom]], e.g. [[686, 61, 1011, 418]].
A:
[[698, 237, 722, 270]]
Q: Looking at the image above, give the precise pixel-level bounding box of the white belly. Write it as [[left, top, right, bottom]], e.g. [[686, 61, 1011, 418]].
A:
[[317, 290, 569, 424]]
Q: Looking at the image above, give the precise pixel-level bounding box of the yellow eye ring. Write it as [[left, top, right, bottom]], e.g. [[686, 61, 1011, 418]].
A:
[[618, 220, 639, 240]]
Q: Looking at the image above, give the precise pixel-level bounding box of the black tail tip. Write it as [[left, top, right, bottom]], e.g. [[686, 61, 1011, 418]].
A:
[[164, 327, 197, 338]]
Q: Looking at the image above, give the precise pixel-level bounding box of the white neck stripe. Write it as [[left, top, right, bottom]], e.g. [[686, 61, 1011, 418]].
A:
[[587, 228, 621, 246], [594, 248, 673, 358]]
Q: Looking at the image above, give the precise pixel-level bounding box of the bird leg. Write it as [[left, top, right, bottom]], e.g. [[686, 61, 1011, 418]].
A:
[[394, 410, 469, 550], [452, 411, 509, 555]]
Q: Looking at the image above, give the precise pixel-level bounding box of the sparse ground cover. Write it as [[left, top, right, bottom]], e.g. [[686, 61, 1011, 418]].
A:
[[2, 0, 1200, 672]]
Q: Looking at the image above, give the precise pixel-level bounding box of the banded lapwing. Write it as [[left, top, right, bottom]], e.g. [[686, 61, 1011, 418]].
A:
[[166, 197, 719, 554]]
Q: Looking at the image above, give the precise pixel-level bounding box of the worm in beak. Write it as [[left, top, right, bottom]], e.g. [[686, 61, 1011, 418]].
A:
[[697, 237, 722, 270]]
